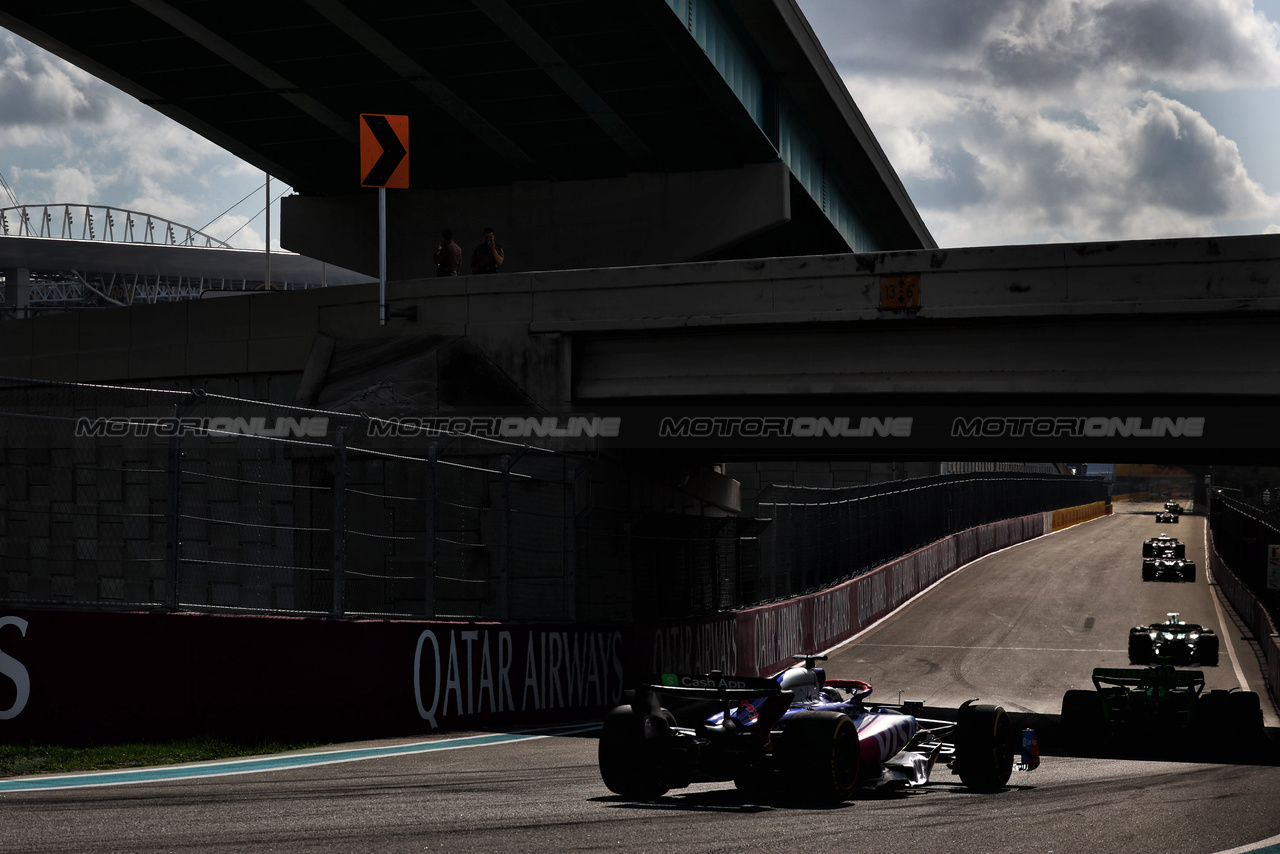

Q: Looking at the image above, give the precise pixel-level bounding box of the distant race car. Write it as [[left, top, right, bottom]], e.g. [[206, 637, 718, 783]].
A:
[[1155, 511, 1179, 524], [1128, 613, 1218, 666], [1142, 555, 1196, 582], [1061, 666, 1263, 759], [1164, 501, 1183, 513], [1143, 534, 1185, 558], [598, 654, 1039, 804], [1141, 534, 1195, 580]]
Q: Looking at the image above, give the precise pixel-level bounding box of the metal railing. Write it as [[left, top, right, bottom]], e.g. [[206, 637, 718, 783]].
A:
[[0, 377, 1110, 624], [1208, 493, 1280, 629], [0, 379, 589, 621], [630, 472, 1109, 621]]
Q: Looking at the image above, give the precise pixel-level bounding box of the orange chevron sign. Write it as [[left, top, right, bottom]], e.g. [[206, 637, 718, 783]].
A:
[[360, 113, 409, 188]]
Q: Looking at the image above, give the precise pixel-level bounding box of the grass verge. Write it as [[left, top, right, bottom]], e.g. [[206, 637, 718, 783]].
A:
[[0, 738, 322, 778]]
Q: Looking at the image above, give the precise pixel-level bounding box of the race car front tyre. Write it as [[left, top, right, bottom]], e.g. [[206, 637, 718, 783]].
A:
[[954, 703, 1015, 791], [779, 711, 860, 806], [598, 705, 670, 799], [1061, 689, 1106, 756]]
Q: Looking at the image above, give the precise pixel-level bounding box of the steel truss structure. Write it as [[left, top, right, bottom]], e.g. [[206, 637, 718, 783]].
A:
[[0, 203, 230, 248]]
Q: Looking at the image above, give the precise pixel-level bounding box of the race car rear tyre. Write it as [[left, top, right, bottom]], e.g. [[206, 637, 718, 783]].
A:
[[1141, 562, 1157, 582], [1128, 632, 1153, 665], [779, 711, 860, 806], [1183, 563, 1196, 583], [1228, 691, 1265, 740], [598, 705, 670, 799], [954, 703, 1015, 791], [1061, 690, 1106, 756], [1199, 634, 1220, 666], [1196, 691, 1262, 759]]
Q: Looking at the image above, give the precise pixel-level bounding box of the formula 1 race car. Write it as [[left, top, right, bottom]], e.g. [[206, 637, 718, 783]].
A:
[[1141, 534, 1195, 581], [1128, 614, 1218, 666], [1155, 511, 1179, 524], [598, 654, 1038, 805], [1142, 534, 1185, 558], [1142, 555, 1196, 582], [1061, 666, 1263, 759], [1164, 501, 1183, 514]]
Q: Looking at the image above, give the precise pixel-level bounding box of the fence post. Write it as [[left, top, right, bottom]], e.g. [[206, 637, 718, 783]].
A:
[[425, 441, 437, 618], [498, 454, 511, 620], [164, 406, 183, 610], [331, 425, 347, 617], [564, 457, 580, 621]]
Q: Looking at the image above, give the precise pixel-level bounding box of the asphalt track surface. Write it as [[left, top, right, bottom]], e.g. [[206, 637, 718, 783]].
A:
[[3, 502, 1279, 854]]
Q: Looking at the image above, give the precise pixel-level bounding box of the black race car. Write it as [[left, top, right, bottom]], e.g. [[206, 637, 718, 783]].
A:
[[1128, 613, 1218, 665], [1142, 534, 1185, 558], [1164, 501, 1183, 513], [1061, 666, 1264, 759], [1155, 511, 1179, 524], [1141, 534, 1195, 581], [1142, 556, 1196, 582]]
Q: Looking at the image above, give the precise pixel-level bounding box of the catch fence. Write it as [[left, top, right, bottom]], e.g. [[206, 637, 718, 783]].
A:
[[0, 378, 1110, 623], [0, 378, 593, 622]]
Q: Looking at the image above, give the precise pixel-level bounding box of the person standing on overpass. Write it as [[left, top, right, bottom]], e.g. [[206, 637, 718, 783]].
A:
[[470, 227, 504, 274]]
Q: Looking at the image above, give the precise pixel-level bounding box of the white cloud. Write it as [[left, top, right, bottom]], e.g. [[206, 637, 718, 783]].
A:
[[0, 30, 282, 249], [803, 0, 1280, 246]]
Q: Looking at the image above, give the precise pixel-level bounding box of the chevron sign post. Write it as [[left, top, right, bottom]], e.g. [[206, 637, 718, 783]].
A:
[[360, 114, 412, 325]]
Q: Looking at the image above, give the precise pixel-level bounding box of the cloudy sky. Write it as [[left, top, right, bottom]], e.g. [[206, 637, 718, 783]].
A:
[[0, 0, 1278, 250], [798, 0, 1280, 246]]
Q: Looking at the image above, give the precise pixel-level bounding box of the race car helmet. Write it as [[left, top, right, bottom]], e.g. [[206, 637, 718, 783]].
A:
[[778, 665, 822, 703]]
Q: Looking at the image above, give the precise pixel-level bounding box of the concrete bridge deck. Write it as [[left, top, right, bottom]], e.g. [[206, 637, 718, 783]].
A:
[[2, 233, 1278, 405]]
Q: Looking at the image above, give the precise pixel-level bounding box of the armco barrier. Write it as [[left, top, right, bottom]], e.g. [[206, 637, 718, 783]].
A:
[[1206, 532, 1280, 714]]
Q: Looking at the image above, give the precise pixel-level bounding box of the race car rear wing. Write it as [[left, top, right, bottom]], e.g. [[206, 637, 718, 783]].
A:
[[641, 671, 784, 701], [1091, 666, 1205, 693]]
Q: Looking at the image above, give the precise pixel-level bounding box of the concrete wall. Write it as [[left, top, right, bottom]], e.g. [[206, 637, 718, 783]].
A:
[[281, 164, 792, 279]]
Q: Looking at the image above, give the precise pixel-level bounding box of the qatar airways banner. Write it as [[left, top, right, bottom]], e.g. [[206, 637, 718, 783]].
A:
[[0, 611, 629, 743]]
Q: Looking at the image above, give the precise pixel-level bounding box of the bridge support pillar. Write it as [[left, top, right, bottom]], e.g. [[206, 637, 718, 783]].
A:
[[1, 266, 29, 315]]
